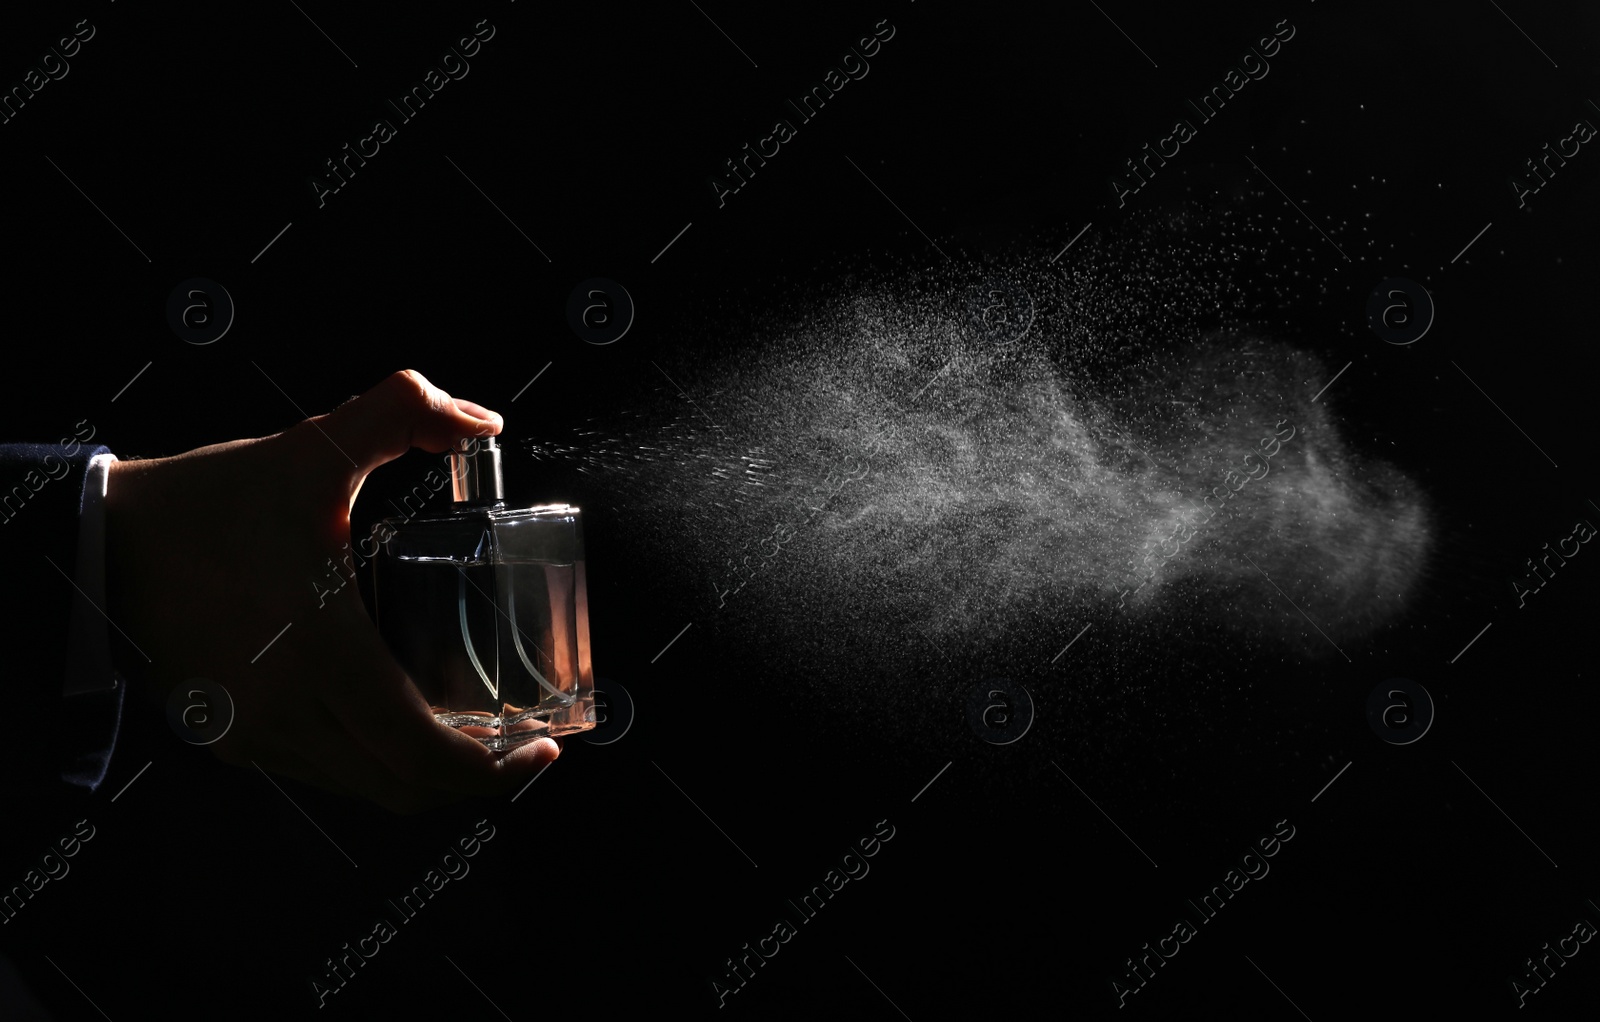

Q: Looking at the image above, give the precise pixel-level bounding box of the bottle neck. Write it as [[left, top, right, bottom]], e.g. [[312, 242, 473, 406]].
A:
[[450, 436, 504, 502]]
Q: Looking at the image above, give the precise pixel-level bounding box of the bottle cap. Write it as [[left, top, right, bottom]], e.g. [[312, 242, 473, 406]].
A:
[[450, 435, 503, 503]]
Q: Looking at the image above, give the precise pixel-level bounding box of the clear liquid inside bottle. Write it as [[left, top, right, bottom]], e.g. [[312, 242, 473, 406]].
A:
[[373, 504, 596, 749]]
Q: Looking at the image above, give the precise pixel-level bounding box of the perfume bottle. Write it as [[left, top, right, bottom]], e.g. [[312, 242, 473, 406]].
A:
[[370, 436, 596, 749]]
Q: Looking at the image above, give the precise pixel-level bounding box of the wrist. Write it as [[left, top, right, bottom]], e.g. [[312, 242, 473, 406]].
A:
[[103, 457, 158, 693]]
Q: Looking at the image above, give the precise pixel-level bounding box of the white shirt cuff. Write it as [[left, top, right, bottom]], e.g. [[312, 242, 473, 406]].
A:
[[64, 452, 118, 696]]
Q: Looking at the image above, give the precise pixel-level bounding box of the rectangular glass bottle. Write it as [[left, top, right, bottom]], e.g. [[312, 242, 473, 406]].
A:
[[370, 437, 596, 749]]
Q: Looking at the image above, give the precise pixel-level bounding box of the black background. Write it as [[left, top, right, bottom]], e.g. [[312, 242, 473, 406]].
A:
[[2, 1, 1598, 1018]]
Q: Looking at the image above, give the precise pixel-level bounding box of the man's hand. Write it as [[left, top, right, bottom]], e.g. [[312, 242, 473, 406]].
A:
[[103, 369, 558, 813]]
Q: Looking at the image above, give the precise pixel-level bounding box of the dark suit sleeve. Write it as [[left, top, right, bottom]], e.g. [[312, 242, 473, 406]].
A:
[[0, 442, 126, 804]]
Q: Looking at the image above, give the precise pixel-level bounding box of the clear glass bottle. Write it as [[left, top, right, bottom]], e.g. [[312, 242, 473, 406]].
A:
[[371, 436, 596, 749]]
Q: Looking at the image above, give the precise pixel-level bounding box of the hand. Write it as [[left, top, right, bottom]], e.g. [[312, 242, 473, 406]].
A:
[[103, 370, 559, 813]]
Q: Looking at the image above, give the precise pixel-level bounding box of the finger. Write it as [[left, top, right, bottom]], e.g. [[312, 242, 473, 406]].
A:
[[316, 369, 504, 483], [239, 720, 466, 815], [498, 737, 561, 778], [283, 700, 469, 814], [319, 624, 558, 798], [239, 747, 357, 802], [451, 399, 502, 429]]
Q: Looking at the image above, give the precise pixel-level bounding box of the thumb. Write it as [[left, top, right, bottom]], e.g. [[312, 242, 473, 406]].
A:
[[318, 369, 503, 482]]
